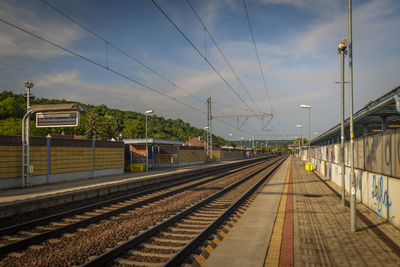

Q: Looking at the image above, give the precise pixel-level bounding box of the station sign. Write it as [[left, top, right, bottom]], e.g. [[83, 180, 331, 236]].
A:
[[36, 111, 80, 128]]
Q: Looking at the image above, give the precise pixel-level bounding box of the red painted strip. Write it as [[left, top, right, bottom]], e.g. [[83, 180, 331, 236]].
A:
[[280, 161, 294, 266]]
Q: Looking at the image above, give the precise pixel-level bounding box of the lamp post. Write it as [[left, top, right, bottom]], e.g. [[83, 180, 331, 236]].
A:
[[338, 38, 348, 207], [300, 104, 311, 173], [348, 0, 356, 232], [22, 81, 33, 188], [296, 124, 303, 160], [145, 110, 154, 172]]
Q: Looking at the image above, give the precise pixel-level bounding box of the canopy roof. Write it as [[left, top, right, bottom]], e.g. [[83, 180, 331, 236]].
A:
[[311, 86, 400, 145]]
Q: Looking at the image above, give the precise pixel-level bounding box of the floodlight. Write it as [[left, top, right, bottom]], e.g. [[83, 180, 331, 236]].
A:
[[24, 81, 34, 88]]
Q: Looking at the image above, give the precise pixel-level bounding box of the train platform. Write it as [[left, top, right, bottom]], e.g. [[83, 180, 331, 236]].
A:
[[0, 158, 253, 218], [202, 156, 400, 266]]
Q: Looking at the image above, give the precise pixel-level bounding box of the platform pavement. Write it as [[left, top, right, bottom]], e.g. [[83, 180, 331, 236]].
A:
[[203, 156, 400, 266]]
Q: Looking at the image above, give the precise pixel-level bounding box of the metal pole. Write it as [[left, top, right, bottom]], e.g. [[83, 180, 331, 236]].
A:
[[146, 114, 148, 172], [348, 0, 356, 232], [22, 82, 33, 188], [206, 97, 211, 159], [340, 49, 346, 206], [300, 128, 303, 160], [308, 108, 311, 174]]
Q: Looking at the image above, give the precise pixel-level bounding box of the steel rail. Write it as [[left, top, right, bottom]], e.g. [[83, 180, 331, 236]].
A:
[[0, 157, 269, 237], [164, 156, 286, 266], [81, 156, 283, 266], [0, 157, 273, 257]]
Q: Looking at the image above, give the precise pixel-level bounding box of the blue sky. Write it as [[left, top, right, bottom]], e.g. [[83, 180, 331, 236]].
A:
[[0, 0, 399, 141]]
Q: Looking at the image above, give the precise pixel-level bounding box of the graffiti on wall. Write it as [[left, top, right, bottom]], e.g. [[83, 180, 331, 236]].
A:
[[372, 175, 392, 216]]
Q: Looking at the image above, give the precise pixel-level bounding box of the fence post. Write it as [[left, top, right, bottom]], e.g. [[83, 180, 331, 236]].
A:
[[92, 139, 95, 178], [130, 145, 133, 164], [46, 137, 50, 184]]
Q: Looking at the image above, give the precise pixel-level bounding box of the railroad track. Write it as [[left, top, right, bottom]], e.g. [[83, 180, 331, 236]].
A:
[[82, 156, 286, 267], [0, 157, 276, 264]]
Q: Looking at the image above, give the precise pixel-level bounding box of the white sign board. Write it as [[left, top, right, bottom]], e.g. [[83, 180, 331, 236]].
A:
[[36, 111, 79, 128]]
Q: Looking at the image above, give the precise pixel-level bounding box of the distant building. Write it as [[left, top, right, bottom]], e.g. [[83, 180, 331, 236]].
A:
[[184, 136, 206, 147], [46, 131, 83, 139]]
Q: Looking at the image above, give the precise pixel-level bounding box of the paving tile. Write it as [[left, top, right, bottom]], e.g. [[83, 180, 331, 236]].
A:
[[291, 158, 400, 266]]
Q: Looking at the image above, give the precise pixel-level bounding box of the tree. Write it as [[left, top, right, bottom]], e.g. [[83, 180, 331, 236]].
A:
[[123, 119, 144, 139], [0, 97, 24, 119], [85, 112, 98, 139], [0, 117, 21, 135]]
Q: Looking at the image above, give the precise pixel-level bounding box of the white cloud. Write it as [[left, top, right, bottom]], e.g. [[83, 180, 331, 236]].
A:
[[0, 1, 85, 59]]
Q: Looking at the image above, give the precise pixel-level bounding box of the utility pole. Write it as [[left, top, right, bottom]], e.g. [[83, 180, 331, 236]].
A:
[[206, 97, 213, 159], [338, 38, 348, 207], [348, 0, 356, 232], [22, 81, 34, 188]]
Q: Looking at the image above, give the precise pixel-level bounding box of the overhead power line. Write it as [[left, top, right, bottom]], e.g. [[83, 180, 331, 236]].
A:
[[0, 17, 245, 134], [242, 0, 272, 112], [0, 17, 206, 115], [185, 0, 263, 115], [39, 0, 245, 130], [151, 0, 259, 117], [40, 0, 205, 105]]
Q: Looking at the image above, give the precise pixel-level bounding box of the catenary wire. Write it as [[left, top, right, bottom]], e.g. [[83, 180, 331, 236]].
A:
[[186, 0, 264, 115], [39, 0, 243, 123], [0, 17, 245, 134], [242, 0, 272, 112], [151, 0, 259, 117]]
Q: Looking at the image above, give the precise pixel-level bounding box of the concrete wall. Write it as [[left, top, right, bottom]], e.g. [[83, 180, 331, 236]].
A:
[[305, 130, 400, 228], [0, 135, 124, 189]]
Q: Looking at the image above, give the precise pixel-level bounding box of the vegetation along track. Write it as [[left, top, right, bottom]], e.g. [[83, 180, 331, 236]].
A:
[[0, 156, 281, 266]]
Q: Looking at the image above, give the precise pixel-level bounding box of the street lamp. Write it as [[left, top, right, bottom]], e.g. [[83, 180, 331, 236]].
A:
[[296, 124, 303, 158], [338, 38, 348, 207], [145, 109, 154, 172], [300, 104, 311, 173], [22, 81, 34, 187]]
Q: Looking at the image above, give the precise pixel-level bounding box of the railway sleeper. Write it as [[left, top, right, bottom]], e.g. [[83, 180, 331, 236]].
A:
[[129, 250, 175, 258], [168, 227, 201, 234], [142, 243, 181, 251], [181, 219, 210, 225], [153, 237, 188, 244], [115, 257, 160, 267]]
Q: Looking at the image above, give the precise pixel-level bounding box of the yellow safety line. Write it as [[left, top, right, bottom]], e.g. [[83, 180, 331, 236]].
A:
[[264, 157, 292, 267]]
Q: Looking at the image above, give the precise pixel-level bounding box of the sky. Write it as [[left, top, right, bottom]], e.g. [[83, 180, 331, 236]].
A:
[[0, 0, 399, 142]]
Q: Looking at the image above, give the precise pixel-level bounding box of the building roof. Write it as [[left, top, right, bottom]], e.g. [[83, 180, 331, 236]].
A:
[[311, 86, 400, 145], [123, 138, 184, 145], [184, 136, 205, 147]]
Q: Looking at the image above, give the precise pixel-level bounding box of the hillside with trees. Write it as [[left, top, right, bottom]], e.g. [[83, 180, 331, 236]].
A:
[[0, 90, 229, 145]]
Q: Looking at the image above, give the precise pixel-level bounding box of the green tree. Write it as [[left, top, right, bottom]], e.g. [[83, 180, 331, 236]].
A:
[[0, 117, 21, 135], [0, 97, 24, 119], [85, 112, 98, 139], [123, 119, 144, 139]]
